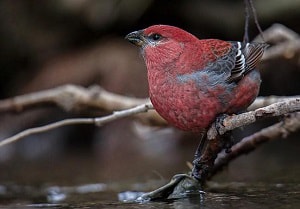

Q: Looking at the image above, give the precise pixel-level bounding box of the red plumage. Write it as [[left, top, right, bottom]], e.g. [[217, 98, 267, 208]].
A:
[[126, 25, 266, 132]]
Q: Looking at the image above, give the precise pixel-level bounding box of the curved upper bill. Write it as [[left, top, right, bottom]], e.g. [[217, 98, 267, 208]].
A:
[[125, 30, 147, 47]]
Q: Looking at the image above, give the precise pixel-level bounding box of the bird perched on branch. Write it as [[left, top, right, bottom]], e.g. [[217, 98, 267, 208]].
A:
[[126, 25, 267, 133]]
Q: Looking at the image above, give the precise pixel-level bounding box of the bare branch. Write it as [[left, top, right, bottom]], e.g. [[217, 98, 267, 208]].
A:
[[263, 40, 300, 61], [191, 98, 300, 182], [0, 103, 153, 147], [256, 23, 299, 43], [0, 84, 149, 113], [208, 98, 300, 139], [0, 84, 297, 127], [256, 23, 300, 62], [211, 112, 300, 178], [0, 84, 164, 127], [248, 95, 300, 110], [0, 97, 298, 150]]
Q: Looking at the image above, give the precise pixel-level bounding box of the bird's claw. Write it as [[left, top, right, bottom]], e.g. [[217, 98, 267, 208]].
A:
[[214, 114, 235, 152], [214, 113, 229, 135]]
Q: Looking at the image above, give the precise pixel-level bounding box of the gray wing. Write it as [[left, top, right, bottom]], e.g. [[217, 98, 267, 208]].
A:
[[177, 41, 267, 87]]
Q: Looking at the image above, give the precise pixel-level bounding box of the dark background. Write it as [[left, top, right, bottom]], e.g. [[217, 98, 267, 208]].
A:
[[0, 0, 299, 185]]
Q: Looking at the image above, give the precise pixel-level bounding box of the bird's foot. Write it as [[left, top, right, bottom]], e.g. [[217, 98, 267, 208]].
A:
[[192, 158, 211, 181], [214, 114, 235, 153], [214, 113, 229, 135]]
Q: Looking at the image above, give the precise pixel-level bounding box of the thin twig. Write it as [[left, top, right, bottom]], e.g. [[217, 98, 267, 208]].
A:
[[0, 84, 297, 126], [0, 103, 153, 147], [1, 98, 299, 149], [243, 0, 250, 44], [248, 0, 265, 41]]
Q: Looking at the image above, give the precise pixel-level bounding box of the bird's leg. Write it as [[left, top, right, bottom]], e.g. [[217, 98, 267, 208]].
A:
[[192, 114, 234, 183], [194, 132, 207, 160], [192, 134, 230, 183], [130, 134, 206, 201], [191, 132, 213, 182]]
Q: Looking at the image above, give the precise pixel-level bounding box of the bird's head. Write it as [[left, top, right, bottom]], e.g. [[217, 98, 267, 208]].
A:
[[125, 25, 199, 71], [125, 25, 198, 48]]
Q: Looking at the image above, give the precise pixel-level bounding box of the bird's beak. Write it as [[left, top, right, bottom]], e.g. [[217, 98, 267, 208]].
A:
[[125, 30, 147, 47]]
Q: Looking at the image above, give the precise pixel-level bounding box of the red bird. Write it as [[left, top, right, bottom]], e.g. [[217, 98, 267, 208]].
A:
[[125, 25, 266, 132]]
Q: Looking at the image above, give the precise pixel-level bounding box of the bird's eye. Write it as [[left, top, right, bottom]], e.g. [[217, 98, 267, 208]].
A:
[[149, 33, 162, 41]]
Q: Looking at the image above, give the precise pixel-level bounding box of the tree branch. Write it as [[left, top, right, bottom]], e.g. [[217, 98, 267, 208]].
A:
[[256, 23, 300, 62], [0, 85, 149, 113], [191, 98, 300, 182], [210, 112, 300, 178], [247, 95, 300, 110], [0, 103, 153, 147], [0, 98, 299, 151], [208, 98, 300, 139], [0, 84, 298, 127]]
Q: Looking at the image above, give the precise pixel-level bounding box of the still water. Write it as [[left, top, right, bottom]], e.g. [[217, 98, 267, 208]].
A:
[[0, 134, 299, 208], [0, 180, 299, 208]]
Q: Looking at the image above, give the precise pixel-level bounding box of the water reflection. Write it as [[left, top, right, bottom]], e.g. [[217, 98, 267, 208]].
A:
[[0, 182, 299, 208]]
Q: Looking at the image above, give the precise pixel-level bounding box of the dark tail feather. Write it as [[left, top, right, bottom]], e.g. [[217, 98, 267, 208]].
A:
[[244, 43, 268, 73]]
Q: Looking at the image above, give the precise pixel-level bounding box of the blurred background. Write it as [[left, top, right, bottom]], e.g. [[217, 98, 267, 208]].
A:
[[0, 0, 299, 186]]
